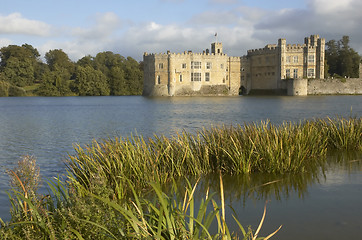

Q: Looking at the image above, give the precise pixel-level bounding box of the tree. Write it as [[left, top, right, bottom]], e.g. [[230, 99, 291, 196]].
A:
[[123, 57, 143, 95], [325, 36, 360, 78], [74, 66, 110, 96], [77, 55, 94, 67], [0, 44, 40, 87], [45, 49, 74, 71], [2, 57, 35, 86], [92, 52, 127, 95], [36, 66, 72, 96], [325, 40, 338, 76], [109, 66, 126, 95], [37, 49, 76, 95]]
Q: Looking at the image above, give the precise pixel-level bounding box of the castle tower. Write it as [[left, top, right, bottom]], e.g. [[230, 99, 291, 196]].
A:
[[167, 53, 175, 96], [211, 42, 223, 54], [278, 38, 286, 80], [316, 37, 325, 79], [310, 35, 319, 47]]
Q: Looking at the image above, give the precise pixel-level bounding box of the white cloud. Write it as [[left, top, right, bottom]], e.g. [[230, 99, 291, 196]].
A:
[[0, 13, 52, 36], [41, 12, 126, 60], [308, 0, 356, 14], [72, 12, 122, 40]]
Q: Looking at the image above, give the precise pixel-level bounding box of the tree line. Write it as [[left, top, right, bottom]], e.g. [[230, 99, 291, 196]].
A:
[[0, 44, 143, 97], [325, 35, 361, 78]]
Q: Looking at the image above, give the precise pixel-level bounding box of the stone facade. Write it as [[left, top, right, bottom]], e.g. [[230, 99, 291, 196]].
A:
[[307, 78, 362, 95], [143, 35, 326, 96], [143, 42, 241, 96], [242, 35, 325, 94]]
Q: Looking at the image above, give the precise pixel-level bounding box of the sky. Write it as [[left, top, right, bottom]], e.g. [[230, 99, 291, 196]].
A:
[[1, 0, 361, 62]]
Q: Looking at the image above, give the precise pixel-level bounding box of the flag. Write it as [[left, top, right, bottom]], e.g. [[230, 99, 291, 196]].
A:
[[215, 33, 217, 37]]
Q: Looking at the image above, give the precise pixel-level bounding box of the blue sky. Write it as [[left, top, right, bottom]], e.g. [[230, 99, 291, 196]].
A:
[[1, 0, 361, 61]]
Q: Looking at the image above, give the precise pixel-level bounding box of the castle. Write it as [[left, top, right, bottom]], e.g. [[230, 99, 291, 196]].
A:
[[143, 35, 326, 96]]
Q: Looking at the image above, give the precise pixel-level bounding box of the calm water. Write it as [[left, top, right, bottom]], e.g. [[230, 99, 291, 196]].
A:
[[0, 95, 361, 239]]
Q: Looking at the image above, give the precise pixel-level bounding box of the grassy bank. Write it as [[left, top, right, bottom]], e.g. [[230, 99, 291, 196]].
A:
[[0, 117, 360, 239]]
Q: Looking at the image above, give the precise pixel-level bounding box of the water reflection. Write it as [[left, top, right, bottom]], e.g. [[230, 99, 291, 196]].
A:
[[167, 151, 362, 240], [177, 151, 361, 206]]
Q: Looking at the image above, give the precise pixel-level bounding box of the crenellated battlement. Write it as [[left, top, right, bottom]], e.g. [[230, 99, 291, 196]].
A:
[[247, 44, 278, 55], [229, 56, 242, 61], [286, 44, 305, 50], [144, 51, 228, 58]]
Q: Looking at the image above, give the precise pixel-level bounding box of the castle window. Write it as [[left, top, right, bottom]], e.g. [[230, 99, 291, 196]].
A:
[[191, 72, 201, 81], [220, 64, 224, 69], [157, 75, 161, 84], [179, 75, 183, 82], [293, 56, 298, 63], [205, 72, 210, 81], [286, 56, 291, 63], [206, 62, 212, 69], [308, 55, 315, 63], [293, 69, 298, 79], [191, 61, 201, 69], [159, 63, 164, 69], [286, 69, 291, 78], [307, 68, 315, 78], [182, 63, 187, 69]]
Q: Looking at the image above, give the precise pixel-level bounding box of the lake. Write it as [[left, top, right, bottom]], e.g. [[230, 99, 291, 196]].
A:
[[0, 95, 361, 239]]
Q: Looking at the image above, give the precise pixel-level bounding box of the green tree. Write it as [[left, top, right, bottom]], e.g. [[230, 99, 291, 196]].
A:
[[45, 49, 74, 71], [39, 49, 75, 95], [75, 52, 143, 96], [36, 66, 72, 96], [325, 40, 338, 76], [2, 57, 35, 86], [325, 36, 360, 78], [74, 66, 110, 96], [123, 57, 143, 95], [93, 51, 127, 95], [109, 66, 126, 95], [0, 44, 40, 87], [77, 55, 94, 67]]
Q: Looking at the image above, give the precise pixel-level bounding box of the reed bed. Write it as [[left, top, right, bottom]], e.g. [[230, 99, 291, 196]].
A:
[[1, 158, 281, 239], [66, 117, 361, 199]]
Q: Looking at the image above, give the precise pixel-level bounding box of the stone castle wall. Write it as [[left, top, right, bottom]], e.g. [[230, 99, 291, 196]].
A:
[[307, 78, 362, 95], [143, 42, 242, 96]]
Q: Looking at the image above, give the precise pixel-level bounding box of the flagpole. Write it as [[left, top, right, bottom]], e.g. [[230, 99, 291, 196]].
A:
[[215, 32, 218, 43]]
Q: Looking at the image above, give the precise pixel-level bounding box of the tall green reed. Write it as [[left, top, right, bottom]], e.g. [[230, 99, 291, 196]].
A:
[[66, 117, 361, 200], [2, 156, 282, 239]]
